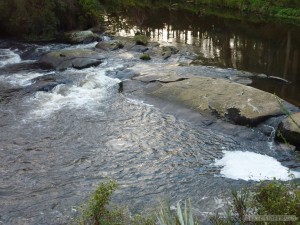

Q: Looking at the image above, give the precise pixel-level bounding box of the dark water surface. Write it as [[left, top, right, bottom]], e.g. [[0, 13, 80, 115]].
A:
[[106, 7, 300, 106]]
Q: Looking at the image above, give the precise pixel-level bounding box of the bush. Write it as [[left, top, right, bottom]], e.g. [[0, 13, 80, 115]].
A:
[[0, 0, 104, 40], [253, 180, 300, 219], [77, 179, 118, 224], [211, 179, 300, 225]]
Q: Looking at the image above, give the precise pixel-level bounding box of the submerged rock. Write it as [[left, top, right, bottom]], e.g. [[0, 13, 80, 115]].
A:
[[277, 112, 300, 148], [63, 30, 101, 44], [25, 74, 70, 93], [39, 49, 105, 70], [149, 77, 283, 126]]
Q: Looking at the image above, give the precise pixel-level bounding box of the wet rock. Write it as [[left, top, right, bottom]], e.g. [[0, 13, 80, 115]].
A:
[[131, 64, 190, 83], [39, 49, 105, 70], [276, 112, 300, 148], [161, 46, 179, 59], [149, 77, 283, 126], [25, 74, 71, 93], [95, 40, 124, 51], [113, 36, 136, 50], [130, 45, 149, 52], [63, 30, 101, 44], [229, 76, 252, 85], [147, 45, 179, 60]]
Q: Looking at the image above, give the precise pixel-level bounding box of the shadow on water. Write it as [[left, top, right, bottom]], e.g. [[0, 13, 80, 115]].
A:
[[105, 6, 300, 106]]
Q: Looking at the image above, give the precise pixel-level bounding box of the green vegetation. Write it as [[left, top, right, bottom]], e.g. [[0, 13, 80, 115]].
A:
[[134, 34, 148, 46], [211, 179, 300, 225], [75, 180, 199, 225], [76, 179, 299, 225], [0, 0, 299, 40], [0, 0, 103, 40], [1, 0, 300, 40], [140, 53, 151, 60], [157, 199, 199, 225], [76, 179, 118, 224], [103, 0, 300, 21]]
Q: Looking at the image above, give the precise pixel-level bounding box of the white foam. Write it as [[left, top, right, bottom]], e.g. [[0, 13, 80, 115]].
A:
[[0, 49, 21, 67], [0, 72, 53, 87], [65, 41, 98, 50], [214, 151, 300, 181], [29, 68, 120, 118], [126, 98, 154, 107]]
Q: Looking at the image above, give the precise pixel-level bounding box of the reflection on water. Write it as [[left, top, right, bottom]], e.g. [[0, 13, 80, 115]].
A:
[[106, 7, 300, 106]]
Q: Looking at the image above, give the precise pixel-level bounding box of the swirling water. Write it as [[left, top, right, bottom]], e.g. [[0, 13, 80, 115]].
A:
[[0, 41, 299, 225]]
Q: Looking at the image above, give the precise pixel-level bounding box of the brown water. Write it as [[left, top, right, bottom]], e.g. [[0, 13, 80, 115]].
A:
[[106, 7, 300, 106]]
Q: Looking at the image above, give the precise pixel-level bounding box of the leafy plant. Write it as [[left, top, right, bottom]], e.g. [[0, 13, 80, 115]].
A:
[[157, 199, 199, 225], [76, 179, 118, 225]]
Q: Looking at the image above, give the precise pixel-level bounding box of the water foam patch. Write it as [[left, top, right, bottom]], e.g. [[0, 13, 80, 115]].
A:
[[29, 69, 120, 118], [66, 41, 98, 50], [0, 72, 52, 87], [0, 49, 21, 67], [214, 151, 300, 181]]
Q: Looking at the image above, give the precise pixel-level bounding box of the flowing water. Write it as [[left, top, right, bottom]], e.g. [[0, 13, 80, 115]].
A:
[[107, 7, 300, 106], [1, 8, 300, 225]]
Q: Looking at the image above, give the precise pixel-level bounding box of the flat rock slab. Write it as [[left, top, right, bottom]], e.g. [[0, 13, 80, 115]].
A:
[[149, 77, 283, 126], [277, 112, 300, 147], [39, 49, 105, 70], [131, 64, 192, 82]]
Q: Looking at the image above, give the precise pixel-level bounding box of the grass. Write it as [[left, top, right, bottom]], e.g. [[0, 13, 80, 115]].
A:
[[75, 179, 300, 225]]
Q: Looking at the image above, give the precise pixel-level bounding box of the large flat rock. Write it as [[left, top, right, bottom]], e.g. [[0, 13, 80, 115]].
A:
[[277, 112, 300, 148], [39, 49, 105, 70], [149, 77, 283, 126]]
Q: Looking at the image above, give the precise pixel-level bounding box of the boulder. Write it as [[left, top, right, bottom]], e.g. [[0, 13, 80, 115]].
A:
[[63, 30, 101, 44], [95, 40, 124, 51], [161, 46, 179, 59], [39, 49, 105, 70], [149, 77, 283, 126], [277, 112, 300, 148], [147, 45, 179, 60]]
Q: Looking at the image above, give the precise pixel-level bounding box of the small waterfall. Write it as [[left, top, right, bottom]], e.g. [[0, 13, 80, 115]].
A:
[[0, 49, 21, 67]]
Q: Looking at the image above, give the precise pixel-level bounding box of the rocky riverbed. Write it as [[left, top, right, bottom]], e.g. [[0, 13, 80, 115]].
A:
[[1, 32, 300, 224]]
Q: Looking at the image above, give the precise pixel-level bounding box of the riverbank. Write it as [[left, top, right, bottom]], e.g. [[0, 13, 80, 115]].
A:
[[76, 179, 300, 225], [192, 0, 300, 23], [0, 0, 300, 41]]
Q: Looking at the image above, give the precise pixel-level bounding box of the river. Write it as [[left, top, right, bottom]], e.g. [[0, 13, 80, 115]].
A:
[[0, 6, 300, 225]]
